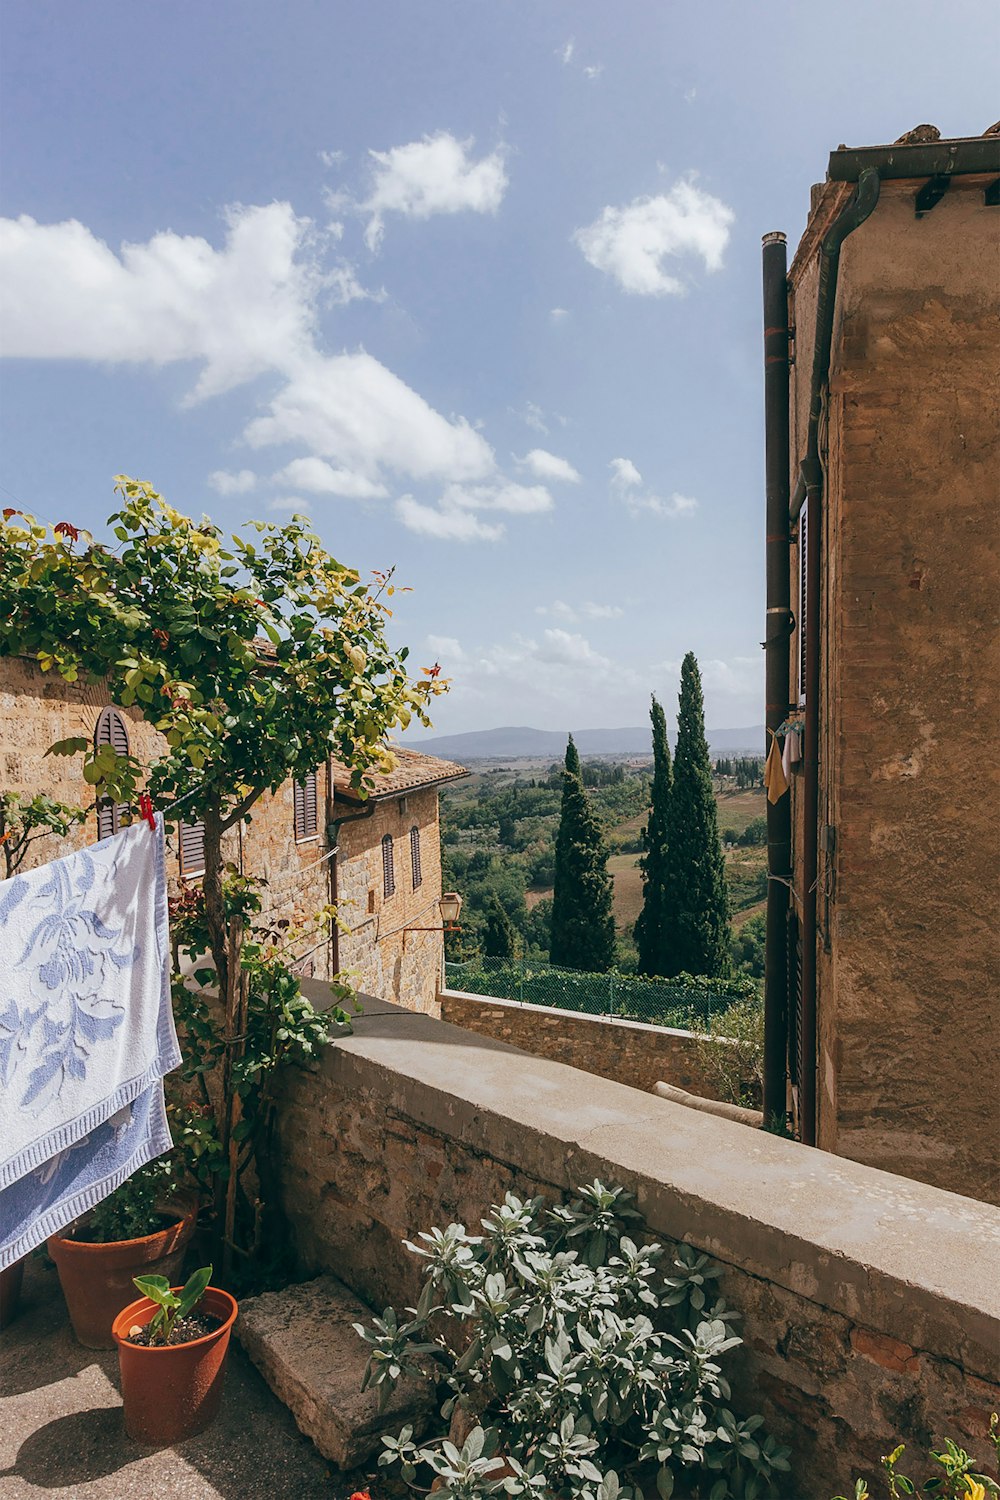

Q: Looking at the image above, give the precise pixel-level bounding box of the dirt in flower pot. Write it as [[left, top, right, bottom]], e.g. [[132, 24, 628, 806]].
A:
[[69, 1212, 180, 1243], [125, 1312, 222, 1346]]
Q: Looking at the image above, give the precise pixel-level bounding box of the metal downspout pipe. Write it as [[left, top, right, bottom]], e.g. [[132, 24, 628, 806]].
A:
[[761, 231, 793, 1130], [795, 167, 880, 1146]]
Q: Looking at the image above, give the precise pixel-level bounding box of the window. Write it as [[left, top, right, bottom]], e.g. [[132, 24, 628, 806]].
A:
[[797, 499, 808, 708], [410, 826, 422, 890], [294, 770, 319, 843], [179, 820, 206, 880], [382, 833, 395, 898], [94, 706, 130, 840]]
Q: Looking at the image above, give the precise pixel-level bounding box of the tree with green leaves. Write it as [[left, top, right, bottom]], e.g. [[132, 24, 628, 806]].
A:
[[662, 653, 731, 978], [0, 478, 443, 1268], [550, 735, 615, 972], [634, 695, 672, 976], [482, 893, 518, 960]]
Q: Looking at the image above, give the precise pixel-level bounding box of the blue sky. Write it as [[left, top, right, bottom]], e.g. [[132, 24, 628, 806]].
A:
[[2, 1, 996, 737]]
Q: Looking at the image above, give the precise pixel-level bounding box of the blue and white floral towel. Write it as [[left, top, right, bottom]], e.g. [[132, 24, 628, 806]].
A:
[[0, 814, 179, 1267]]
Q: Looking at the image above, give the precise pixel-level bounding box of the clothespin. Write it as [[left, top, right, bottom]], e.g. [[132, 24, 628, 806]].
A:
[[138, 792, 157, 831]]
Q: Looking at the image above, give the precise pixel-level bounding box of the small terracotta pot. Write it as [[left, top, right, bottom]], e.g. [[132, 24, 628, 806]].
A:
[[0, 1259, 25, 1329], [48, 1205, 196, 1349], [112, 1285, 238, 1444]]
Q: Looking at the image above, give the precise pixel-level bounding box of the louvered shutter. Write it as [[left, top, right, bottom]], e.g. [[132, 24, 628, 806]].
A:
[[797, 500, 808, 707], [179, 821, 206, 879], [382, 833, 395, 897], [294, 771, 318, 842], [94, 706, 130, 840], [410, 826, 422, 889]]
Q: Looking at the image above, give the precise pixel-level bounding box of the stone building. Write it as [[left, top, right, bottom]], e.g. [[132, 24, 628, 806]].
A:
[[0, 655, 466, 1014], [765, 127, 999, 1203]]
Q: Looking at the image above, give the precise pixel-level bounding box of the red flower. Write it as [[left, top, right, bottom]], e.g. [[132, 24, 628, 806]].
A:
[[152, 628, 170, 648], [423, 662, 441, 679], [54, 520, 80, 541], [349, 1492, 372, 1500], [2, 507, 18, 519]]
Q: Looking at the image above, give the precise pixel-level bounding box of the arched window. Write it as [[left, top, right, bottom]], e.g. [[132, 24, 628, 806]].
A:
[[410, 826, 422, 890], [94, 707, 130, 840], [382, 833, 395, 898]]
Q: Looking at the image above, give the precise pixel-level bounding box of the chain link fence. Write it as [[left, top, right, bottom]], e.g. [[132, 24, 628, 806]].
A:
[[444, 957, 751, 1031]]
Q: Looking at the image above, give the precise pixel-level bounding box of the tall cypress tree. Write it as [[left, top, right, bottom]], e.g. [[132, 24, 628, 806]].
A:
[[550, 735, 616, 972], [634, 695, 672, 976], [483, 893, 518, 960], [662, 653, 731, 977]]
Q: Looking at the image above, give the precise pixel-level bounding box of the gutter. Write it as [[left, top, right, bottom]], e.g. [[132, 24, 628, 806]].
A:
[[828, 136, 999, 183], [795, 167, 881, 1146]]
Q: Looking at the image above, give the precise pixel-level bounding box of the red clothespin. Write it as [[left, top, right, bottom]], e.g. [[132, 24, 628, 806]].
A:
[[138, 792, 156, 831]]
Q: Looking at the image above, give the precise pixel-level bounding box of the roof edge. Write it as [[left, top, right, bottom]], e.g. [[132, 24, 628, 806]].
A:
[[829, 137, 999, 182]]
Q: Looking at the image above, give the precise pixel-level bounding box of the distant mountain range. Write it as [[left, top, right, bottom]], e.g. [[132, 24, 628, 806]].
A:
[[411, 724, 767, 761]]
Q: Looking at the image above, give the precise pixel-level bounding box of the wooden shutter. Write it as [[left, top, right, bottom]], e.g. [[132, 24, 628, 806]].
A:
[[179, 820, 206, 879], [94, 706, 130, 840], [382, 833, 395, 898], [410, 825, 422, 889], [797, 499, 808, 707], [294, 771, 318, 842]]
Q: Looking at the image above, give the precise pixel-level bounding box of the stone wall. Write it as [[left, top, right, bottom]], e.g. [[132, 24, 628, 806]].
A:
[[439, 988, 726, 1098], [276, 995, 1000, 1498], [335, 787, 445, 1015], [787, 173, 1000, 1203], [0, 656, 445, 1009]]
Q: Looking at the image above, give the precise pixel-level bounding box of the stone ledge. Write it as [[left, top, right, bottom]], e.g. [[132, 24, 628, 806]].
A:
[[237, 1273, 434, 1470]]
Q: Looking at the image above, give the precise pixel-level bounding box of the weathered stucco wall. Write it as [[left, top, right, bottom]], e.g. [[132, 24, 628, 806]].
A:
[[439, 988, 727, 1098], [788, 174, 1000, 1203], [276, 996, 1000, 1498], [335, 786, 445, 1015]]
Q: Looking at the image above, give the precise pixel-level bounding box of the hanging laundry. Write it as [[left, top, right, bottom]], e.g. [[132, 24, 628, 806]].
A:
[[785, 726, 802, 772], [0, 814, 178, 1269], [764, 731, 789, 804]]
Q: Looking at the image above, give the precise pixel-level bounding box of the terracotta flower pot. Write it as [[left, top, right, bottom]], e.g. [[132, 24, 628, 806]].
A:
[[112, 1285, 237, 1444], [48, 1205, 196, 1349]]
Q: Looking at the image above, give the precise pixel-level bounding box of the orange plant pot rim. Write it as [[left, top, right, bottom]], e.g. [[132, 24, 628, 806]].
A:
[[49, 1204, 196, 1258], [112, 1286, 238, 1351]]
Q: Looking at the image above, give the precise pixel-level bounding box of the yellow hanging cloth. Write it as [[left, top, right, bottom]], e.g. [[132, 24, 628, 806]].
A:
[[764, 730, 788, 804]]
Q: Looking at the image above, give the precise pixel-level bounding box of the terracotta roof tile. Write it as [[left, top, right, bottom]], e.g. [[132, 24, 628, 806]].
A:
[[331, 745, 468, 802]]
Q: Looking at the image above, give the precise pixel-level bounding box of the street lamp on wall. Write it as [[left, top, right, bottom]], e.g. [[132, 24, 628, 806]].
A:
[[400, 891, 463, 950]]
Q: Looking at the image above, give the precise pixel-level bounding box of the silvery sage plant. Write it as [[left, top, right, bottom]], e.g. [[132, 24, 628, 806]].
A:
[[355, 1180, 791, 1499]]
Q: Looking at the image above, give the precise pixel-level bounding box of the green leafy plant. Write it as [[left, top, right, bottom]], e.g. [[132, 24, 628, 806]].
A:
[[74, 1157, 182, 1244], [692, 994, 765, 1111], [831, 1415, 1000, 1500], [131, 1264, 213, 1345], [0, 791, 87, 878], [356, 1180, 790, 1499]]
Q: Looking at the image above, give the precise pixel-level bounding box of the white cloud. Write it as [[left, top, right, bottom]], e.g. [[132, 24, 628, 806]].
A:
[[244, 350, 496, 485], [208, 468, 257, 495], [583, 65, 604, 80], [426, 634, 465, 661], [549, 307, 570, 323], [558, 39, 575, 64], [627, 492, 699, 519], [319, 148, 346, 168], [442, 480, 553, 514], [536, 600, 624, 623], [574, 179, 734, 296], [0, 204, 362, 400], [271, 456, 388, 500], [609, 457, 696, 519], [362, 132, 508, 251], [396, 495, 504, 543], [519, 449, 581, 484], [518, 402, 549, 435], [610, 457, 643, 491], [269, 495, 311, 513]]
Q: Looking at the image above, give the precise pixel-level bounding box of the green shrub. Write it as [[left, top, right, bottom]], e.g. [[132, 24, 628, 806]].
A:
[[357, 1180, 790, 1498]]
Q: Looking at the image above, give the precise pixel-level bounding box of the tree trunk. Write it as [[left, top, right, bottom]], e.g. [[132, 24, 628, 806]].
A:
[[201, 803, 228, 997]]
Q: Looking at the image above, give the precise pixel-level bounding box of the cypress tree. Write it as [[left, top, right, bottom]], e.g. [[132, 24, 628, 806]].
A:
[[550, 735, 616, 972], [662, 652, 731, 977], [483, 893, 518, 960], [634, 695, 672, 976]]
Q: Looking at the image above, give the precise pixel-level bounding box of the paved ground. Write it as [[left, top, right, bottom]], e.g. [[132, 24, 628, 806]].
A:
[[0, 1258, 387, 1499]]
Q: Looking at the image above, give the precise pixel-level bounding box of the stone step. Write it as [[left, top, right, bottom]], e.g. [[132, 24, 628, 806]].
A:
[[236, 1273, 435, 1471]]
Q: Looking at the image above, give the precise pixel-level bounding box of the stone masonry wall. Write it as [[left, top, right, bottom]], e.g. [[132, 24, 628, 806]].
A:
[[276, 997, 1000, 1498], [335, 786, 445, 1015], [439, 988, 726, 1098], [0, 657, 445, 1007], [787, 174, 1000, 1203]]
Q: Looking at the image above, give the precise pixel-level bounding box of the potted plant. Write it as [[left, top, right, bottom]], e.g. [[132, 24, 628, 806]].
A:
[[47, 1156, 196, 1349], [112, 1264, 238, 1444]]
